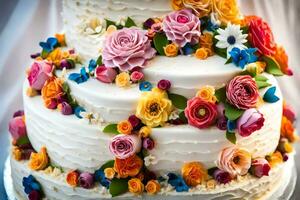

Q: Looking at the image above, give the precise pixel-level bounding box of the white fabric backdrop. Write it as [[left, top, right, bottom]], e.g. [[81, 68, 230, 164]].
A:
[[0, 0, 299, 199]]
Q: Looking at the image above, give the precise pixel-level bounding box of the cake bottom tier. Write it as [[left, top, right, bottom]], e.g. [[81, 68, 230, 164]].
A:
[[10, 154, 296, 200]]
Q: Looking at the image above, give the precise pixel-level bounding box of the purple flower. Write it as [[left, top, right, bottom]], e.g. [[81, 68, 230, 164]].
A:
[[28, 190, 40, 200], [13, 110, 24, 118], [250, 158, 271, 178], [143, 18, 155, 29], [213, 169, 232, 184], [128, 115, 141, 128], [109, 134, 142, 159], [157, 79, 171, 90], [79, 172, 94, 189], [143, 138, 155, 150], [59, 59, 74, 70], [61, 102, 73, 115], [237, 108, 265, 137], [216, 116, 227, 131], [163, 9, 201, 47], [9, 116, 27, 141], [102, 28, 156, 71], [27, 60, 53, 90], [95, 65, 117, 83]]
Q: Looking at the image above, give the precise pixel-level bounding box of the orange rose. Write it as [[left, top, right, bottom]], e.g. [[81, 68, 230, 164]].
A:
[[145, 180, 161, 195], [171, 0, 184, 10], [41, 77, 64, 109], [128, 178, 144, 195], [114, 155, 143, 178], [164, 43, 179, 57], [195, 48, 209, 60], [66, 170, 79, 187], [181, 162, 208, 187], [212, 0, 241, 25], [117, 120, 133, 135], [281, 116, 298, 143], [55, 33, 66, 46], [199, 33, 213, 49], [28, 146, 49, 171], [183, 0, 212, 18], [274, 45, 292, 75], [104, 168, 115, 179]]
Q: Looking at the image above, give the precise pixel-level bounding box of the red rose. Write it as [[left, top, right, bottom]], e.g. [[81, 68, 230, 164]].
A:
[[248, 17, 276, 56], [184, 97, 218, 129], [226, 75, 259, 110]]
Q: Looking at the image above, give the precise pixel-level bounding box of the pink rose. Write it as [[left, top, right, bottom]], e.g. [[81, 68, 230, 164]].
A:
[[184, 97, 218, 129], [248, 17, 276, 56], [226, 75, 259, 110], [95, 65, 117, 83], [102, 28, 156, 71], [283, 104, 296, 122], [163, 9, 201, 47], [250, 158, 271, 178], [27, 60, 53, 90], [237, 108, 265, 137], [130, 71, 144, 82], [8, 116, 27, 140], [109, 134, 142, 159]]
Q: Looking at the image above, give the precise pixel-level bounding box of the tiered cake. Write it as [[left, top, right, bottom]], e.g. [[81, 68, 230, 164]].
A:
[[8, 0, 298, 200]]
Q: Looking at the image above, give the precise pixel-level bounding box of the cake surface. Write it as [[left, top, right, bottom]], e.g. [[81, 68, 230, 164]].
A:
[[8, 0, 298, 200]]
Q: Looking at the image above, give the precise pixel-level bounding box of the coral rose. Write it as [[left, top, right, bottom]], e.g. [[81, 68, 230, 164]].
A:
[[181, 162, 208, 187], [66, 170, 79, 187], [28, 146, 49, 171], [114, 155, 143, 178], [41, 77, 64, 109], [217, 146, 251, 176], [248, 17, 276, 56], [102, 28, 156, 71], [274, 45, 293, 75], [226, 75, 259, 110], [212, 0, 241, 24], [136, 88, 172, 127], [27, 60, 53, 90], [128, 178, 144, 195], [117, 120, 133, 135], [109, 134, 142, 159], [237, 108, 265, 137], [163, 9, 201, 47], [145, 180, 161, 195], [184, 97, 218, 129]]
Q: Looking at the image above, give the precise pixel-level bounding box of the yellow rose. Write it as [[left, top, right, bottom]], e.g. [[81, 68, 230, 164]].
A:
[[196, 85, 216, 103], [163, 43, 179, 57], [136, 88, 172, 127], [139, 126, 152, 138], [46, 48, 69, 67], [104, 168, 115, 179], [145, 180, 161, 195], [28, 146, 49, 171], [115, 72, 130, 87], [171, 0, 184, 10], [182, 162, 208, 187], [128, 178, 144, 195], [212, 0, 241, 25], [117, 120, 133, 135], [183, 0, 212, 18], [206, 179, 216, 189], [195, 48, 209, 60]]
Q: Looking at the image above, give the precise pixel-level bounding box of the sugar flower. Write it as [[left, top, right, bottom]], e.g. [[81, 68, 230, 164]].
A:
[[139, 126, 152, 138], [9, 116, 27, 141], [128, 178, 144, 195], [139, 81, 153, 91], [213, 169, 232, 184], [248, 17, 276, 56], [215, 24, 247, 58], [94, 169, 110, 188], [28, 147, 49, 171], [22, 175, 41, 195], [237, 108, 265, 137], [217, 146, 251, 177], [283, 103, 296, 122], [195, 48, 209, 60], [74, 106, 86, 119], [66, 170, 79, 187], [104, 168, 115, 180], [216, 116, 227, 131], [68, 67, 90, 84], [79, 172, 94, 189], [46, 48, 70, 67], [117, 120, 133, 135], [41, 77, 64, 109], [130, 71, 144, 82], [184, 97, 218, 129], [229, 48, 258, 69], [266, 151, 283, 168], [128, 115, 141, 129], [114, 155, 143, 178], [28, 190, 41, 200], [164, 43, 179, 57], [61, 102, 73, 115], [144, 154, 158, 167], [274, 45, 293, 76], [181, 162, 208, 187], [157, 79, 171, 91], [167, 173, 189, 192], [115, 72, 130, 87], [226, 75, 259, 110], [163, 9, 201, 47], [196, 85, 216, 103], [281, 116, 298, 143], [109, 134, 142, 159], [145, 180, 161, 195], [102, 28, 156, 71], [250, 158, 271, 178], [27, 60, 53, 90], [95, 66, 117, 84], [182, 0, 212, 18], [143, 137, 155, 150], [39, 37, 58, 53], [212, 0, 241, 24], [136, 88, 172, 127]]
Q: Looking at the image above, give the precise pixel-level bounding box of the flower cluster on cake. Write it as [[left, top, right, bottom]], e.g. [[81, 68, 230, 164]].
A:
[[8, 0, 298, 200]]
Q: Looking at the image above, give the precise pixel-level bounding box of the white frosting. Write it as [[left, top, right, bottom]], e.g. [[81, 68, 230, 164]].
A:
[[10, 153, 296, 200]]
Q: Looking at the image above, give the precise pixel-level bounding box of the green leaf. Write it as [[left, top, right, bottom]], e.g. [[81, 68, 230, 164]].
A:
[[41, 49, 49, 59], [241, 26, 249, 34], [179, 111, 188, 123], [214, 47, 227, 59], [109, 178, 129, 197], [168, 93, 188, 110], [239, 69, 256, 77], [153, 33, 169, 55], [225, 57, 233, 64], [16, 135, 30, 146], [226, 131, 237, 144], [100, 160, 115, 170], [96, 55, 103, 66], [224, 103, 244, 121], [256, 80, 271, 89], [103, 124, 119, 134], [124, 17, 136, 28], [262, 56, 284, 76], [255, 75, 268, 82], [215, 87, 226, 103], [105, 19, 117, 29]]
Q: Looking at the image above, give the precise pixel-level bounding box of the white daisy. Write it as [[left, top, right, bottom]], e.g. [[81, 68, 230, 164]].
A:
[[215, 24, 248, 58]]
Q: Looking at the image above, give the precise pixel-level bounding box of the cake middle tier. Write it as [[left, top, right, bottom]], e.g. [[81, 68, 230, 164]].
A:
[[23, 74, 282, 173]]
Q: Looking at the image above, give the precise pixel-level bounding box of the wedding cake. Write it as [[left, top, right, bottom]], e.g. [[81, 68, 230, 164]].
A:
[[8, 0, 298, 200]]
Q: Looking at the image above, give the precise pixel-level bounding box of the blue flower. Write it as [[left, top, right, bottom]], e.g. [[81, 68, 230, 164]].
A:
[[206, 19, 219, 32], [88, 59, 97, 73], [227, 120, 237, 132], [39, 37, 58, 53], [94, 169, 111, 189], [229, 48, 258, 69], [139, 81, 153, 91], [167, 173, 189, 192], [68, 67, 90, 84], [263, 86, 280, 103], [181, 43, 194, 55], [22, 175, 41, 195], [74, 106, 86, 119]]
